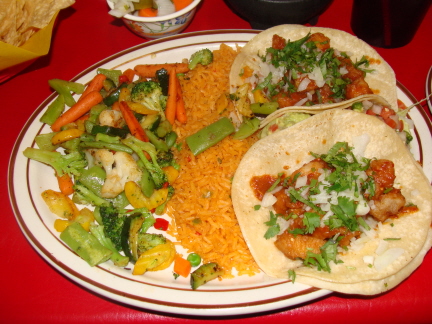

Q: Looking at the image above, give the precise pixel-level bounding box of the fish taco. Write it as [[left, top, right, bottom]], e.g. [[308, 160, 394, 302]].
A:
[[231, 109, 432, 295], [259, 94, 412, 145], [229, 25, 397, 121]]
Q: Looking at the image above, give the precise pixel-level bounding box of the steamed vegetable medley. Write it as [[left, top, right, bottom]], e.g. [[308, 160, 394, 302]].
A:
[[24, 51, 224, 289], [109, 0, 193, 18]]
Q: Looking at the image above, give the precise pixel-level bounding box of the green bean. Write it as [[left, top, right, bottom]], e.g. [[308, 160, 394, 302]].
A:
[[95, 133, 121, 144], [144, 129, 169, 152], [140, 167, 155, 198], [156, 120, 172, 138], [232, 117, 260, 140], [79, 141, 134, 154], [186, 117, 235, 156], [165, 131, 178, 148], [250, 102, 278, 115]]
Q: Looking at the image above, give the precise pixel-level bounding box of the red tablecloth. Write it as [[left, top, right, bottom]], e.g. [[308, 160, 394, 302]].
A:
[[3, 0, 432, 323]]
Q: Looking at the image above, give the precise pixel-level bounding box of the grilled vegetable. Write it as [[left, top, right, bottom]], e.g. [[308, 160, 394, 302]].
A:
[[190, 262, 224, 290]]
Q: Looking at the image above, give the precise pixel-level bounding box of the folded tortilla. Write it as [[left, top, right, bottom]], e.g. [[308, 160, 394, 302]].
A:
[[230, 25, 398, 113], [231, 109, 432, 294], [259, 94, 393, 130]]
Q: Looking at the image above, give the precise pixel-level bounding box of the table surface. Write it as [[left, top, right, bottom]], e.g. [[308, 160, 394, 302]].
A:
[[3, 0, 432, 323]]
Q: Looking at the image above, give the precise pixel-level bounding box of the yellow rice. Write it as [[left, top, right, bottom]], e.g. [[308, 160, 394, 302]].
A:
[[166, 44, 260, 278]]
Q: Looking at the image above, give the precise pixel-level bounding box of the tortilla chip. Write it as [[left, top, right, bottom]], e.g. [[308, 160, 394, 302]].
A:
[[0, 0, 75, 47]]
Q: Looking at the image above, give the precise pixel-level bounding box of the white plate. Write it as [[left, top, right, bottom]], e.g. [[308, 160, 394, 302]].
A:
[[426, 66, 432, 114], [8, 30, 432, 317]]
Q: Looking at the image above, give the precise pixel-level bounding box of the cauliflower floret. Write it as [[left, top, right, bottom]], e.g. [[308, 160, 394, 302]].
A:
[[99, 109, 125, 128], [93, 149, 142, 198]]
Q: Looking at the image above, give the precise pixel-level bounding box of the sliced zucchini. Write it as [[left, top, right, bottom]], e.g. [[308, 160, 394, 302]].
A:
[[190, 262, 224, 290]]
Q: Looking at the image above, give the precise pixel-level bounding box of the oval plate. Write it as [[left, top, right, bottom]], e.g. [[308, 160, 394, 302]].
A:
[[8, 30, 432, 316]]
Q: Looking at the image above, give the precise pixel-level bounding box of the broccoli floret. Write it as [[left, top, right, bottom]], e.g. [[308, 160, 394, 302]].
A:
[[122, 135, 168, 189], [188, 48, 213, 70], [157, 150, 180, 169], [137, 233, 167, 256], [73, 183, 110, 207], [23, 147, 87, 177], [156, 150, 174, 168], [89, 224, 129, 267], [99, 205, 127, 251], [130, 81, 167, 113]]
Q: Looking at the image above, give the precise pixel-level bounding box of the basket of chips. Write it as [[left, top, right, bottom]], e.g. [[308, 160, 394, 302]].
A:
[[0, 0, 75, 82]]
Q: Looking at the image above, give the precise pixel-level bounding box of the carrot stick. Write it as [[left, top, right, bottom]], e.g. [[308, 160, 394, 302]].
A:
[[138, 8, 157, 17], [119, 101, 149, 142], [173, 0, 193, 11], [165, 71, 177, 125], [175, 77, 187, 124], [79, 74, 106, 101], [57, 173, 74, 196], [51, 91, 103, 132], [173, 255, 191, 278], [121, 68, 135, 83], [112, 101, 121, 111], [134, 63, 189, 78], [76, 114, 90, 122]]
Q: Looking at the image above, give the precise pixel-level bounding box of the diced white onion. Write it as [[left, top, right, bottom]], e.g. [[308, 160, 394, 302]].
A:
[[371, 104, 383, 115], [297, 78, 311, 92], [277, 217, 291, 234], [268, 186, 283, 195], [295, 176, 308, 188], [356, 202, 370, 216], [261, 192, 277, 207], [154, 0, 175, 16], [362, 100, 373, 109], [339, 66, 348, 75], [363, 255, 374, 265], [375, 240, 389, 256], [308, 66, 325, 87], [374, 248, 405, 271], [294, 98, 309, 106]]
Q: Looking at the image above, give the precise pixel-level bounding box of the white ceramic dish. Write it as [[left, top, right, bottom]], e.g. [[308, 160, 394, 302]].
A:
[[8, 30, 432, 317], [106, 0, 202, 39]]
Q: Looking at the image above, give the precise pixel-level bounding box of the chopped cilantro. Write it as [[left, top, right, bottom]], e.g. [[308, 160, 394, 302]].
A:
[[267, 173, 283, 192], [264, 211, 280, 239], [288, 188, 321, 212], [254, 205, 261, 211], [303, 212, 321, 234], [330, 196, 359, 232], [357, 216, 371, 231], [288, 269, 296, 283], [289, 228, 305, 235], [384, 238, 401, 241], [383, 187, 393, 194], [303, 239, 341, 272]]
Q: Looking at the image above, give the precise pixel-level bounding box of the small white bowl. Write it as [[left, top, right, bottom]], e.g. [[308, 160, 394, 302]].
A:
[[107, 0, 202, 39]]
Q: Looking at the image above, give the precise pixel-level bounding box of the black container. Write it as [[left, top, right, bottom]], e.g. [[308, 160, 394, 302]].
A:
[[351, 0, 431, 48], [225, 0, 334, 30]]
